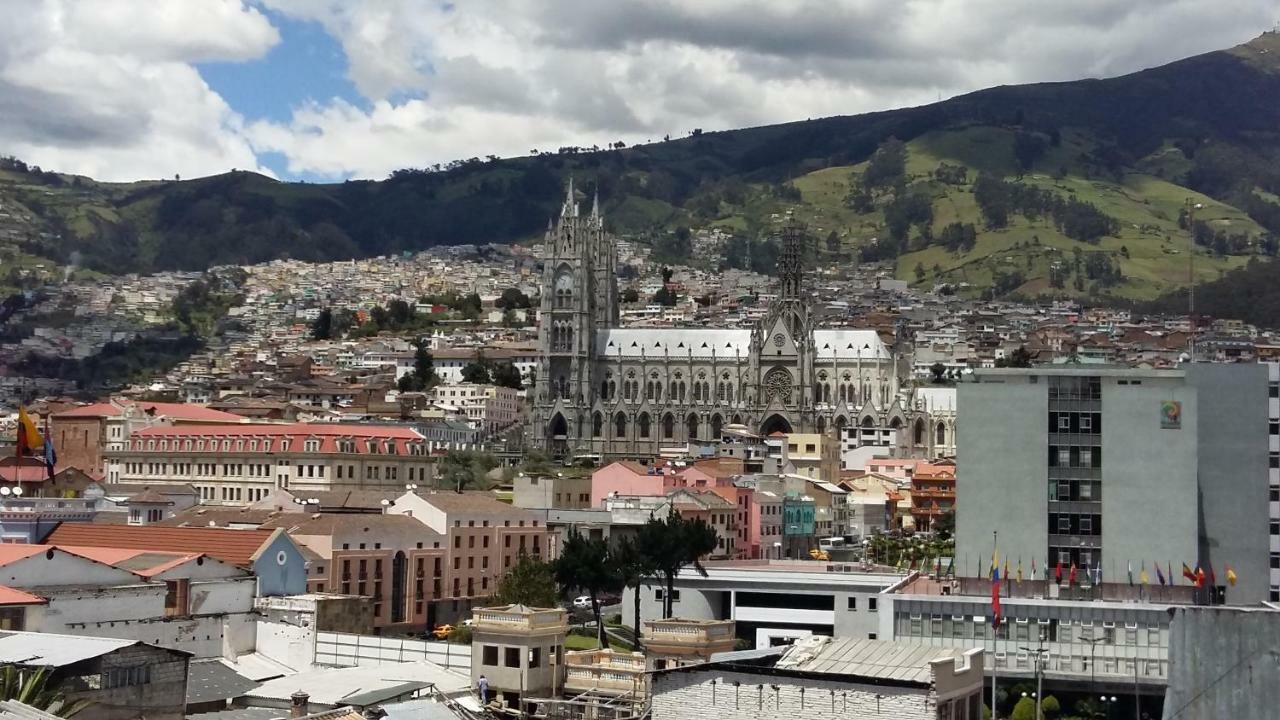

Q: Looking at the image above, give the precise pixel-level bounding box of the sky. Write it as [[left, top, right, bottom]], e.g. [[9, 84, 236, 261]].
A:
[[1, 1, 1276, 183]]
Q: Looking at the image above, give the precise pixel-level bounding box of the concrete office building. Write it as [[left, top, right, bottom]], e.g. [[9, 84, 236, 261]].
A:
[[622, 560, 907, 648], [1265, 363, 1280, 601], [957, 366, 1269, 604]]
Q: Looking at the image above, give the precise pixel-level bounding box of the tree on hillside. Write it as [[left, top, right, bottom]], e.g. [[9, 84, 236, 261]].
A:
[[863, 137, 907, 191], [612, 535, 656, 649], [496, 288, 532, 309], [554, 531, 623, 648], [312, 308, 333, 340], [1013, 131, 1049, 174], [995, 346, 1033, 368], [639, 510, 718, 618], [621, 287, 639, 303], [825, 230, 840, 253], [493, 552, 559, 607], [652, 287, 677, 306]]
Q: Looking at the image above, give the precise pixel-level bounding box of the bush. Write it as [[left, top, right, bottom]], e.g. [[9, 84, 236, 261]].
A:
[[448, 626, 473, 644], [1040, 695, 1061, 717], [606, 614, 623, 626], [1010, 697, 1036, 720]]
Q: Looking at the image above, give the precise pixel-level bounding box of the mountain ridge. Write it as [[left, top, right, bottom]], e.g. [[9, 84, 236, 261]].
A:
[[2, 31, 1280, 303]]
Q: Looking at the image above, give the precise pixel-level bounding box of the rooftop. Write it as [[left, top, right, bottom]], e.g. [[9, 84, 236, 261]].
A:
[[774, 636, 968, 685], [54, 401, 243, 422], [45, 524, 283, 568], [0, 631, 187, 667]]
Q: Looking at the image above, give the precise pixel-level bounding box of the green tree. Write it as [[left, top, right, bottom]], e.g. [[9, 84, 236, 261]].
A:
[[613, 536, 656, 649], [652, 287, 677, 306], [493, 552, 559, 607], [491, 362, 523, 390], [496, 287, 532, 309], [0, 665, 92, 717], [825, 230, 840, 253], [1040, 695, 1061, 717], [398, 340, 438, 392], [438, 450, 499, 492], [640, 510, 718, 617], [521, 450, 554, 476], [461, 358, 493, 384], [554, 531, 624, 648], [914, 262, 926, 282], [622, 287, 640, 303], [929, 362, 947, 384], [863, 137, 907, 190], [311, 307, 333, 340], [1011, 696, 1037, 720]]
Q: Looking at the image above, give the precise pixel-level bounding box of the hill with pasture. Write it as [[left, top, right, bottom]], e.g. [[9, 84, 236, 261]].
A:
[[4, 31, 1280, 305]]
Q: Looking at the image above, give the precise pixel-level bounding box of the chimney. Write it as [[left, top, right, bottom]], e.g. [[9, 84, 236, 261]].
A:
[[290, 691, 309, 719]]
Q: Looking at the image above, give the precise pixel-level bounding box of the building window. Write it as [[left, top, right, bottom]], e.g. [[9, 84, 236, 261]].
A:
[[847, 597, 857, 611], [164, 579, 190, 617], [482, 645, 498, 666], [868, 598, 877, 612], [504, 647, 520, 668]]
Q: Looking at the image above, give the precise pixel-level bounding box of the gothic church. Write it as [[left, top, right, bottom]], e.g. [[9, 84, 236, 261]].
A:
[[533, 182, 943, 461]]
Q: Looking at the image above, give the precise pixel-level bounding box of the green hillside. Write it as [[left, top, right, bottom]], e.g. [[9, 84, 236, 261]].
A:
[[4, 31, 1280, 303]]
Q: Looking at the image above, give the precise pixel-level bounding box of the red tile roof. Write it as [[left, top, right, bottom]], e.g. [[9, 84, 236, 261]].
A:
[[45, 524, 281, 568], [0, 546, 48, 567], [54, 401, 243, 422], [0, 586, 46, 606], [126, 423, 426, 455]]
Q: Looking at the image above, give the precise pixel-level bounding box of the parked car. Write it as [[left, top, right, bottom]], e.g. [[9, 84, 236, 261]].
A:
[[572, 595, 593, 609]]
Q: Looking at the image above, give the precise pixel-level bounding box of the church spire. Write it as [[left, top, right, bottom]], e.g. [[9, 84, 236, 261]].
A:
[[591, 188, 600, 220], [778, 219, 805, 299], [562, 177, 578, 218]]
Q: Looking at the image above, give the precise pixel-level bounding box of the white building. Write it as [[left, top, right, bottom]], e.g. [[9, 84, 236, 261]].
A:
[[430, 383, 520, 434]]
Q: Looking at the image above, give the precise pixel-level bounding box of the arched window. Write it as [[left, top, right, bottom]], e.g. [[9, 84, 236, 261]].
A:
[[638, 413, 651, 439], [663, 413, 675, 439], [913, 418, 926, 445], [592, 412, 603, 438], [693, 383, 702, 402], [835, 415, 848, 430], [615, 412, 628, 439], [609, 380, 616, 399], [861, 416, 874, 428], [727, 384, 734, 404], [680, 381, 687, 402], [670, 381, 679, 401], [687, 414, 700, 440], [600, 380, 609, 400], [703, 382, 711, 402], [889, 416, 903, 430], [817, 416, 826, 435], [936, 422, 947, 446], [732, 414, 743, 425], [711, 414, 723, 439]]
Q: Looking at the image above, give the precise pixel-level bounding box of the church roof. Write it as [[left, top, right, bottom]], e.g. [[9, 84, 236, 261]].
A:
[[812, 330, 892, 360], [597, 328, 751, 358]]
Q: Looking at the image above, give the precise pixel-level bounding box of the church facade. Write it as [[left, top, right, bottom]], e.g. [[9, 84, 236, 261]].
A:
[[532, 183, 949, 461]]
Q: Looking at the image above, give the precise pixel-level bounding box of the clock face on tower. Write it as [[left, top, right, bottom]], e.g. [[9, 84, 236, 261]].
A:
[[772, 333, 785, 347]]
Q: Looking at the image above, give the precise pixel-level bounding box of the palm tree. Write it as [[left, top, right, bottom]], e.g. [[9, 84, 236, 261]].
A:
[[612, 535, 655, 650], [0, 665, 92, 718], [553, 530, 623, 649]]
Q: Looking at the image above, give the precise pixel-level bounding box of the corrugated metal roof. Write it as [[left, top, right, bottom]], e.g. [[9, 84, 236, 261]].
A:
[[774, 636, 964, 685], [186, 659, 261, 704], [0, 631, 143, 666]]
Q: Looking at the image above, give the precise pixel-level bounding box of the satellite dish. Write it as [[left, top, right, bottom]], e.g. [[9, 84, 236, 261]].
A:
[[0, 488, 10, 496], [11, 487, 22, 497]]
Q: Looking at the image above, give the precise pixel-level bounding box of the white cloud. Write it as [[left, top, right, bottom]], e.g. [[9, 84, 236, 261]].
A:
[[2, 0, 1276, 181], [0, 0, 277, 180]]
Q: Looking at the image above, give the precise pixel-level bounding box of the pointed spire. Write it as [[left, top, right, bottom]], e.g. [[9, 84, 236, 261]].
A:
[[562, 177, 577, 218], [591, 188, 600, 219]]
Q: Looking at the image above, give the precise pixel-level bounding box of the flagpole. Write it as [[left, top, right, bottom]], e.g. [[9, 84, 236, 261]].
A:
[[991, 530, 998, 720]]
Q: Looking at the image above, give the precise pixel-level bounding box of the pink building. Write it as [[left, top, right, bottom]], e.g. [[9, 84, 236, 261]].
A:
[[590, 461, 674, 507]]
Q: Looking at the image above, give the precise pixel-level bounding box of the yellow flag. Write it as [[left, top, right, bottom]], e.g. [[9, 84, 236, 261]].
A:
[[1140, 567, 1150, 585], [1226, 566, 1237, 587], [16, 408, 43, 451]]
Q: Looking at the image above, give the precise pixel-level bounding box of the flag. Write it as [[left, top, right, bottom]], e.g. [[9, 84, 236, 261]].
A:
[[1226, 566, 1237, 586], [1155, 561, 1167, 586], [1031, 557, 1037, 579], [1207, 564, 1217, 588], [42, 416, 56, 480], [1068, 563, 1078, 586], [1004, 556, 1010, 588], [1055, 560, 1063, 584], [1094, 562, 1102, 586], [1181, 563, 1197, 584], [944, 556, 955, 578], [1195, 566, 1206, 589], [990, 549, 1001, 627], [1140, 561, 1150, 586], [15, 407, 43, 457], [1127, 561, 1134, 587], [1016, 557, 1024, 583], [1167, 562, 1174, 588]]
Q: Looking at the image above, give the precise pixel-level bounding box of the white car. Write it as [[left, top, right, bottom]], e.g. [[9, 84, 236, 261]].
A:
[[572, 595, 592, 609]]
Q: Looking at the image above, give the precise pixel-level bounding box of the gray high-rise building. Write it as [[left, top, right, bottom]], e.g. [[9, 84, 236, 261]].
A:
[[957, 365, 1269, 604]]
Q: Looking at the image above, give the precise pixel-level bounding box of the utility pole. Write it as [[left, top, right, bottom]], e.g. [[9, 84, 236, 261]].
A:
[[991, 530, 999, 718], [1019, 632, 1049, 720]]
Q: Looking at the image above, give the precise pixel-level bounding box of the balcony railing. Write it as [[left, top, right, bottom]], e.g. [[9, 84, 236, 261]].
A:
[[644, 619, 735, 645], [473, 605, 567, 632], [563, 651, 649, 695]]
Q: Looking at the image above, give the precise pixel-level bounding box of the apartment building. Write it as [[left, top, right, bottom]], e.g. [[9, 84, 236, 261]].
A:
[[430, 382, 520, 434], [107, 423, 438, 505], [512, 473, 593, 510], [910, 460, 956, 533]]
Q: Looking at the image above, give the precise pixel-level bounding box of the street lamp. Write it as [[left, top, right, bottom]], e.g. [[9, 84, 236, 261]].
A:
[[1020, 632, 1048, 720], [1100, 695, 1118, 719]]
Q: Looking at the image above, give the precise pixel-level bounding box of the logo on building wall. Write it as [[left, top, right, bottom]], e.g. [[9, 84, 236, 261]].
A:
[[1160, 400, 1182, 429]]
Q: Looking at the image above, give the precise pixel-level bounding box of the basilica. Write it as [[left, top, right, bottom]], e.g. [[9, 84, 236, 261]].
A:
[[532, 182, 952, 461]]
